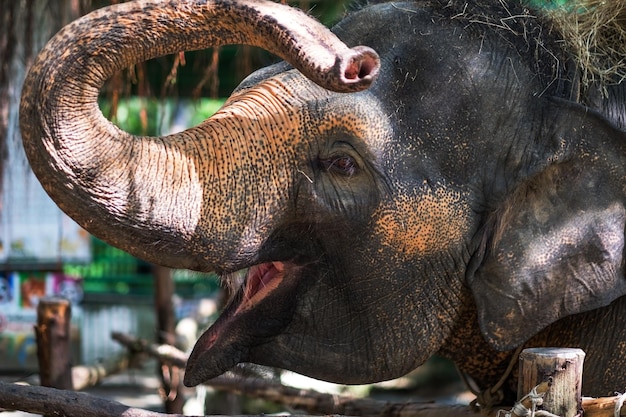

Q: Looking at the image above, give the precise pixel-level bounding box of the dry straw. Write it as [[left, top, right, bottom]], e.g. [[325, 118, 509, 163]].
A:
[[539, 0, 626, 87]]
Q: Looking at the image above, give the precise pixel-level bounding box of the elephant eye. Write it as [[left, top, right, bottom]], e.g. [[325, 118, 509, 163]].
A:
[[319, 155, 359, 177]]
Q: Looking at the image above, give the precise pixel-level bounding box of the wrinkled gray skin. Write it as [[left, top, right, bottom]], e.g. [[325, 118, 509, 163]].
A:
[[19, 0, 626, 402]]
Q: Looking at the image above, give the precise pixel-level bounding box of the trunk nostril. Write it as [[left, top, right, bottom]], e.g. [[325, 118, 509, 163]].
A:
[[338, 46, 380, 89], [358, 53, 380, 79]]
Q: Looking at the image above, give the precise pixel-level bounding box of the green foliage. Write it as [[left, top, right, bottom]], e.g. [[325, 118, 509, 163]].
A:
[[99, 98, 226, 136], [188, 99, 227, 127], [525, 0, 570, 9], [64, 237, 220, 297]]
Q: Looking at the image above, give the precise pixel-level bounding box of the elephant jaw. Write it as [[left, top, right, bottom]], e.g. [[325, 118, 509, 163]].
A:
[[183, 261, 298, 387]]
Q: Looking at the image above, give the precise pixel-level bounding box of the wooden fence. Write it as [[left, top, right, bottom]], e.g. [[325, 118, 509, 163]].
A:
[[0, 297, 625, 417]]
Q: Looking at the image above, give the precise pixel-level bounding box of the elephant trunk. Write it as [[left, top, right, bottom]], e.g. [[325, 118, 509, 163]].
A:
[[19, 0, 379, 271]]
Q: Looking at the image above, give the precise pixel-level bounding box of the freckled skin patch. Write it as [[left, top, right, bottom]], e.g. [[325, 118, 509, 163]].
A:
[[373, 184, 472, 256], [193, 76, 309, 263]]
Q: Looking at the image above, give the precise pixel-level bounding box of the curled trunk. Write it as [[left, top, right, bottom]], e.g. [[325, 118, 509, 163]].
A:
[[19, 0, 379, 271]]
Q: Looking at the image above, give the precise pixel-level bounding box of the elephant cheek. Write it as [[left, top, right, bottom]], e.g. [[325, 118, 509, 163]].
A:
[[372, 184, 472, 257]]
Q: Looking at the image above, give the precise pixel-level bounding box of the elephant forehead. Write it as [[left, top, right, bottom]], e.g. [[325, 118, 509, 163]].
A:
[[314, 92, 390, 147], [372, 183, 471, 256]]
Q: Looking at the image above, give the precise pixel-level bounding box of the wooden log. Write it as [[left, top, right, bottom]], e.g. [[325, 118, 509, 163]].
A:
[[71, 356, 131, 391], [0, 380, 483, 417], [111, 332, 188, 368], [4, 378, 626, 417], [583, 395, 626, 417], [19, 354, 133, 391], [518, 347, 585, 417], [9, 332, 626, 417], [35, 296, 73, 390], [0, 381, 170, 417]]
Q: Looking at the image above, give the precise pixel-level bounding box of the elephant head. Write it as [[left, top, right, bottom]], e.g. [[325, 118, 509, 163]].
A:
[[20, 0, 626, 395]]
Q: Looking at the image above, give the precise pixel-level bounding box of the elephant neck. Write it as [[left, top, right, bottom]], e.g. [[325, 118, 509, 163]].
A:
[[440, 291, 626, 401], [436, 288, 519, 405]]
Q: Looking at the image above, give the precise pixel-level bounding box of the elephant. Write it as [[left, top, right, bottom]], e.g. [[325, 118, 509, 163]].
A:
[[19, 0, 626, 405]]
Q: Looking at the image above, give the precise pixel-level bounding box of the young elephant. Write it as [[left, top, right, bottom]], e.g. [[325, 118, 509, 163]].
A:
[[19, 0, 626, 404]]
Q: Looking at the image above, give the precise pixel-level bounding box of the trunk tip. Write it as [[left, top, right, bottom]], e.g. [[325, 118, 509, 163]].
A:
[[336, 46, 380, 92]]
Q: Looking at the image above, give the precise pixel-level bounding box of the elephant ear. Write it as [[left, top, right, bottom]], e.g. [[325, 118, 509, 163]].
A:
[[470, 161, 626, 351]]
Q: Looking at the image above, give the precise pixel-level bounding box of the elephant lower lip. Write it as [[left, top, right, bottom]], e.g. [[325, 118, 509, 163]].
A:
[[184, 260, 297, 387]]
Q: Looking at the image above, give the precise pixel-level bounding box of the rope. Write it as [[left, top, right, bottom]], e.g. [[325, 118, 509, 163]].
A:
[[497, 384, 561, 417], [614, 391, 626, 417], [458, 345, 524, 415]]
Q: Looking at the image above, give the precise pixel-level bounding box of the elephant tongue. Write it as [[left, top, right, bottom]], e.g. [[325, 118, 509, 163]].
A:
[[183, 262, 293, 387]]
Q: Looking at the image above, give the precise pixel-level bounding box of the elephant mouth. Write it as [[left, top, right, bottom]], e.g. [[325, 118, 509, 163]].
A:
[[183, 260, 300, 386], [238, 262, 285, 312]]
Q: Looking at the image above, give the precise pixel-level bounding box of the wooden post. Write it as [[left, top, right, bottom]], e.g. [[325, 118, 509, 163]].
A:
[[35, 296, 73, 390], [153, 264, 185, 414], [518, 347, 585, 417]]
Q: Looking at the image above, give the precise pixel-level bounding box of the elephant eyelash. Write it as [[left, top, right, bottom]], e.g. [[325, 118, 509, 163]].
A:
[[319, 155, 359, 177]]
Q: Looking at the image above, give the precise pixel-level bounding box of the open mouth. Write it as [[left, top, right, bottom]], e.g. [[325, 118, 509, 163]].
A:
[[184, 260, 298, 386], [237, 261, 285, 313]]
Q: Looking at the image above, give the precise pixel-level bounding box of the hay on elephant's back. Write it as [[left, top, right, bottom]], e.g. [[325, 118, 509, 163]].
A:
[[542, 0, 626, 87]]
